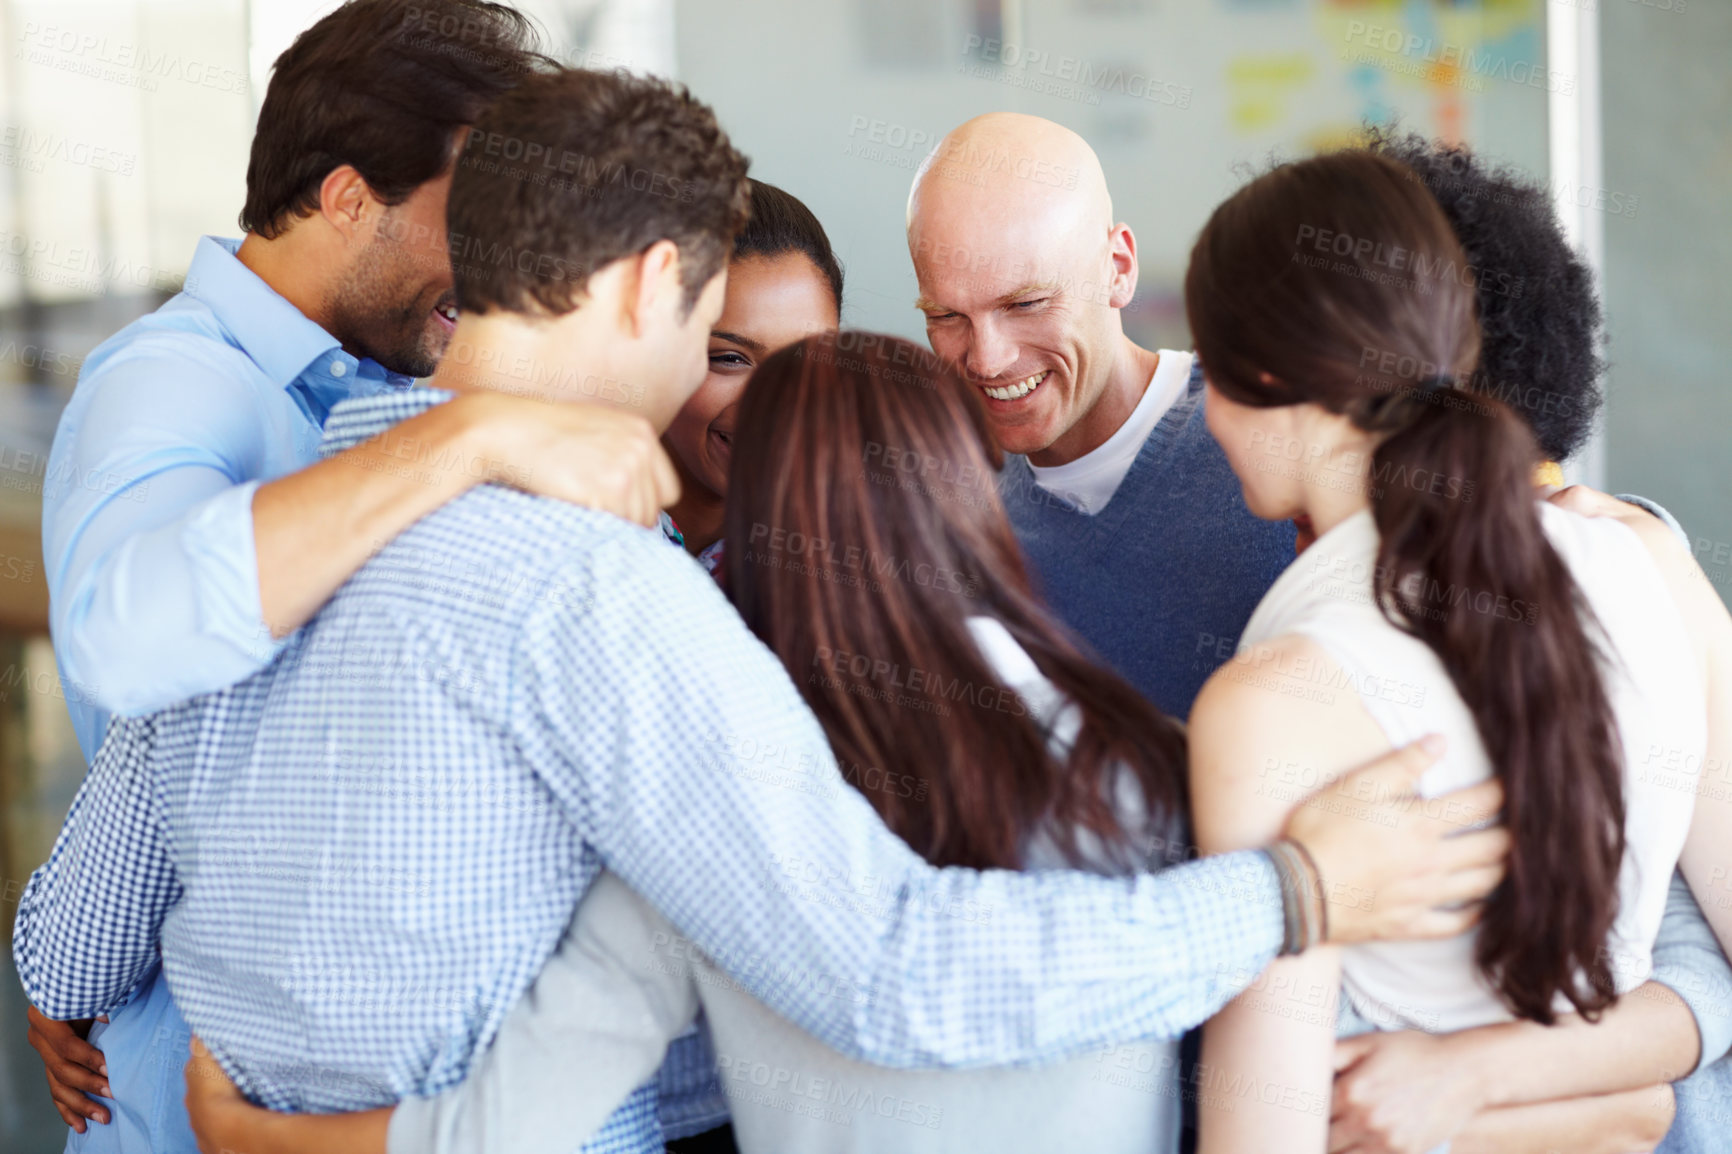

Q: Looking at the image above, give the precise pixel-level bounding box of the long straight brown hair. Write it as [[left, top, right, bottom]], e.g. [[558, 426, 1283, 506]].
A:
[[723, 333, 1188, 872], [1185, 151, 1625, 1024]]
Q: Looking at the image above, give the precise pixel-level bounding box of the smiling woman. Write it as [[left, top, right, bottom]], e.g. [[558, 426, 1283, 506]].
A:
[[662, 179, 844, 562]]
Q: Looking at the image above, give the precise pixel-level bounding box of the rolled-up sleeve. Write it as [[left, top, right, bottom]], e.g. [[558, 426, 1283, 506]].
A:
[[12, 717, 179, 1020], [45, 347, 290, 756], [1650, 869, 1732, 1073]]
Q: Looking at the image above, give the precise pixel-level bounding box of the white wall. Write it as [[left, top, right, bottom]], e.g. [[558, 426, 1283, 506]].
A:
[[1601, 0, 1732, 605], [675, 0, 1551, 346]]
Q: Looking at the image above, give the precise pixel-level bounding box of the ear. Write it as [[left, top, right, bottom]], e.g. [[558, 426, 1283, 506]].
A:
[[622, 239, 682, 338], [318, 165, 377, 243], [1105, 222, 1140, 310]]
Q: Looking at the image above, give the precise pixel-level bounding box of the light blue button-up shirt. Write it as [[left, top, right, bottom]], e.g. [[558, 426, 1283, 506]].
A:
[[43, 235, 413, 761]]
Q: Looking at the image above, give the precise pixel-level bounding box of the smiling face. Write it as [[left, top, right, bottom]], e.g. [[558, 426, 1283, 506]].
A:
[[326, 169, 461, 379], [664, 251, 840, 499], [907, 116, 1135, 465], [913, 218, 1122, 462]]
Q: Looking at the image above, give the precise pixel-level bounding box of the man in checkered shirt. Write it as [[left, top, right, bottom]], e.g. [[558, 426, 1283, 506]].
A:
[[13, 68, 1503, 1154]]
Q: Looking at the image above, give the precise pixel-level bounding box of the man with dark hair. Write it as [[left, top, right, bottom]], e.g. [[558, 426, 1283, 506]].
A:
[[1323, 130, 1732, 1154], [28, 2, 677, 1147], [18, 66, 1502, 1154]]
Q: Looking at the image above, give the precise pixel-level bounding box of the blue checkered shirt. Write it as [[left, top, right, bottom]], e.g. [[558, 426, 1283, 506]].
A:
[[15, 390, 1284, 1151]]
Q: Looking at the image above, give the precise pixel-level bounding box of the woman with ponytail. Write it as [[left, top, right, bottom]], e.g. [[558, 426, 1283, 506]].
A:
[[1185, 150, 1732, 1154]]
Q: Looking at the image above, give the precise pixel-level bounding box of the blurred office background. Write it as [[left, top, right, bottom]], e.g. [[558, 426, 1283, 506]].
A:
[[0, 0, 1725, 1147]]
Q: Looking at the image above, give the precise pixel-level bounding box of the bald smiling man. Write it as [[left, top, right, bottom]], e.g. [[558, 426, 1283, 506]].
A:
[[907, 113, 1293, 717]]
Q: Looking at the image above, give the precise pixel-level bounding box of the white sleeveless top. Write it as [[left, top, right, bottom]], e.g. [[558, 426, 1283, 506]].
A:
[[1239, 504, 1704, 1032]]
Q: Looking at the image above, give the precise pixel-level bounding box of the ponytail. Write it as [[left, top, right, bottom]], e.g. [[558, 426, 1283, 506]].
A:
[[1369, 394, 1625, 1023], [1184, 150, 1631, 1025]]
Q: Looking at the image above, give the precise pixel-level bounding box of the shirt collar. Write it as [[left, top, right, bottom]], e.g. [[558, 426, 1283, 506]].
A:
[[320, 389, 454, 457], [320, 396, 695, 540], [186, 236, 417, 403]]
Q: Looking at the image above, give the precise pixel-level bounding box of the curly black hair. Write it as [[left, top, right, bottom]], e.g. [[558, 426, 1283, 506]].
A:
[[1362, 127, 1604, 461]]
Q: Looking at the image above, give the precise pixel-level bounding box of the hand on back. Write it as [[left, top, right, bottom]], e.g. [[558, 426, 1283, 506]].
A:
[[1284, 736, 1509, 945]]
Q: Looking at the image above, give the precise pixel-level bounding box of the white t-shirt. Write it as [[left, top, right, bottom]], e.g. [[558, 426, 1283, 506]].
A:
[[1027, 348, 1193, 516]]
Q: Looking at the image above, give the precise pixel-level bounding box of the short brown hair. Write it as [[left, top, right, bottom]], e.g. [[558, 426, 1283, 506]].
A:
[[242, 0, 551, 239], [447, 68, 751, 317]]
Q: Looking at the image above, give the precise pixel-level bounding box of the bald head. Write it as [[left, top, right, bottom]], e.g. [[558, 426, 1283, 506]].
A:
[[908, 113, 1113, 241], [907, 113, 1143, 463]]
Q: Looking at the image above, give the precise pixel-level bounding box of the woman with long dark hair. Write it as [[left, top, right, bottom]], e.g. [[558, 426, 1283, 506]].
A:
[[719, 332, 1189, 876], [1183, 150, 1732, 1153]]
